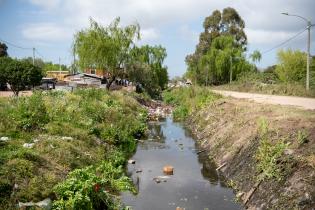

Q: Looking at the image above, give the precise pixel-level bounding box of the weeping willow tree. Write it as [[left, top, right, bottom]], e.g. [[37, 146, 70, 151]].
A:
[[190, 35, 251, 85], [74, 17, 140, 89]]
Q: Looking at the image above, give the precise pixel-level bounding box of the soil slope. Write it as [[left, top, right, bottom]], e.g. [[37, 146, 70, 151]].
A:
[[187, 97, 315, 209]]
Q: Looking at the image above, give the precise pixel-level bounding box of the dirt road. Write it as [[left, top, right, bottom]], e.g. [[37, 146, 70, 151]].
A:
[[212, 90, 315, 110]]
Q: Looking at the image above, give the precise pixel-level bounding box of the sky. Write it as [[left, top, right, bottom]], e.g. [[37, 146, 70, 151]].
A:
[[0, 0, 314, 78]]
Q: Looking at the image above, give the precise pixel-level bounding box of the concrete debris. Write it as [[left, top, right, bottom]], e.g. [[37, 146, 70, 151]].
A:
[[23, 143, 34, 148], [0, 136, 9, 141], [61, 136, 73, 141], [153, 178, 161, 183], [18, 198, 52, 210], [128, 159, 136, 164], [136, 169, 142, 173]]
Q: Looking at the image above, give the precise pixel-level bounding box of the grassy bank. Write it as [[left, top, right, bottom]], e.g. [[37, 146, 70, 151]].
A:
[[163, 86, 315, 209], [215, 72, 315, 98], [0, 89, 147, 209], [163, 86, 221, 121]]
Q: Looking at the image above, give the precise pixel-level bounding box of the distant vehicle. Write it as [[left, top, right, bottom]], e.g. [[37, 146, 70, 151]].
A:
[[39, 78, 57, 90]]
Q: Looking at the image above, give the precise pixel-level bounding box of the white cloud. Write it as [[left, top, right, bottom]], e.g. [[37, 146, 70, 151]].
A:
[[22, 23, 72, 41], [140, 28, 159, 42], [245, 28, 306, 45]]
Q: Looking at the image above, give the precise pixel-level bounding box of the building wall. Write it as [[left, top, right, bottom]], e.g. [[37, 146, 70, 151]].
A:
[[46, 71, 69, 81], [85, 68, 110, 78]]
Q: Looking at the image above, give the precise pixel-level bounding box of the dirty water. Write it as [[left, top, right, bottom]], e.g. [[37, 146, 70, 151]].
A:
[[121, 117, 242, 210]]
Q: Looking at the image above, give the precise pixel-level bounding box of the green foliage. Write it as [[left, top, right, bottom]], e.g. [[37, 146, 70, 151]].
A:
[[163, 86, 220, 121], [0, 42, 8, 57], [256, 139, 288, 181], [74, 17, 140, 89], [128, 45, 168, 97], [53, 161, 134, 210], [275, 49, 307, 83], [0, 58, 43, 95], [186, 35, 252, 86], [21, 57, 68, 74], [0, 89, 147, 208], [297, 129, 309, 145], [185, 7, 248, 85], [9, 92, 49, 131], [256, 119, 289, 181]]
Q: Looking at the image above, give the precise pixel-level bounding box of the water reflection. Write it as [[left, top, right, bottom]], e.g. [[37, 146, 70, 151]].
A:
[[121, 117, 241, 210]]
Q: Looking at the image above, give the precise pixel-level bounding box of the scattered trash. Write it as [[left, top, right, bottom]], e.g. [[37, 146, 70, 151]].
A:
[[153, 178, 161, 183], [163, 165, 174, 175], [176, 206, 185, 210], [216, 162, 227, 171], [180, 198, 188, 202], [136, 169, 142, 173], [236, 192, 244, 200], [61, 136, 73, 141], [33, 139, 39, 143], [23, 143, 34, 148], [197, 149, 206, 154], [18, 198, 52, 210], [128, 159, 136, 164], [0, 136, 9, 141]]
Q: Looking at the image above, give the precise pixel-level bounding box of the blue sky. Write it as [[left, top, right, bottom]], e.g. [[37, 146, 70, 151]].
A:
[[0, 0, 314, 78]]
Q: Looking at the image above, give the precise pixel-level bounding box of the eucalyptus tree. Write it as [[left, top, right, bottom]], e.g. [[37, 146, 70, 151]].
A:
[[186, 7, 248, 84], [74, 17, 140, 89]]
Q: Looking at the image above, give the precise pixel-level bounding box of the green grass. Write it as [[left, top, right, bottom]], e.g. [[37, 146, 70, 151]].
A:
[[216, 71, 315, 98], [0, 89, 148, 209], [163, 86, 220, 121], [255, 118, 290, 181]]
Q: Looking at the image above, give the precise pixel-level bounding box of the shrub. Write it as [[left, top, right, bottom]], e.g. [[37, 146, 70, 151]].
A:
[[10, 92, 49, 131], [163, 86, 220, 121]]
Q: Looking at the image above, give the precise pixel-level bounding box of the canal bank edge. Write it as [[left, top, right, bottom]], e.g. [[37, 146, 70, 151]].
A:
[[185, 97, 315, 209]]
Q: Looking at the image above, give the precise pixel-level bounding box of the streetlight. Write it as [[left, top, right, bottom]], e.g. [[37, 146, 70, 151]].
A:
[[281, 12, 314, 91]]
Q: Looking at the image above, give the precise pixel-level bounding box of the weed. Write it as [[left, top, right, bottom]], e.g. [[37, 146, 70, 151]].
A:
[[297, 129, 309, 145]]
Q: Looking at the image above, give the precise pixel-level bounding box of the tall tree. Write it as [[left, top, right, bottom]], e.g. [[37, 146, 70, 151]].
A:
[[74, 17, 140, 89], [185, 7, 247, 85], [0, 42, 8, 57]]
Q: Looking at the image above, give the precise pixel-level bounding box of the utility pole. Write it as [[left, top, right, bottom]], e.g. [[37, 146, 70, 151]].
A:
[[32, 47, 35, 65], [282, 12, 314, 91], [59, 57, 61, 80], [307, 21, 311, 91], [230, 56, 233, 83], [73, 44, 76, 74]]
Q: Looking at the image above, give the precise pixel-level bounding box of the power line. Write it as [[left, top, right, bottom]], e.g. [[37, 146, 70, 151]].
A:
[[35, 49, 45, 59], [261, 28, 307, 55], [0, 37, 33, 50]]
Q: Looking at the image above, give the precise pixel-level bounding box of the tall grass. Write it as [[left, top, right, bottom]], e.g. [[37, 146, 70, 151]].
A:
[[163, 86, 220, 121]]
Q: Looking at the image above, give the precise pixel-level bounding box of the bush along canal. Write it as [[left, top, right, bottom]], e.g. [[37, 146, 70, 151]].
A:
[[121, 117, 241, 210]]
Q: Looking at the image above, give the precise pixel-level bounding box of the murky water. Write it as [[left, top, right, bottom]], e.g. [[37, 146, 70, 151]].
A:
[[121, 117, 242, 210]]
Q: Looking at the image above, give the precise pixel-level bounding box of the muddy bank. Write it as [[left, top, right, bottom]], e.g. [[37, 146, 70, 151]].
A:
[[185, 98, 315, 209]]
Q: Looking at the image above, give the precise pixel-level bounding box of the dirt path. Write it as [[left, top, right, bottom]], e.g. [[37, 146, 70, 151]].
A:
[[212, 90, 315, 110]]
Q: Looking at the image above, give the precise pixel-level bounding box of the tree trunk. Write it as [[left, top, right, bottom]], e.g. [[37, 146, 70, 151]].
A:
[[106, 76, 116, 90]]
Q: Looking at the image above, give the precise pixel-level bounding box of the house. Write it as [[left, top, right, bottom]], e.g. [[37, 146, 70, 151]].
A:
[[84, 68, 110, 78], [46, 71, 70, 81]]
